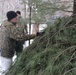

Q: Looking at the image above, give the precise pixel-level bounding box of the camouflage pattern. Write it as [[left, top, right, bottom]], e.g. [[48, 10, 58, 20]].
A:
[[0, 21, 36, 58], [15, 16, 27, 55], [16, 16, 28, 34]]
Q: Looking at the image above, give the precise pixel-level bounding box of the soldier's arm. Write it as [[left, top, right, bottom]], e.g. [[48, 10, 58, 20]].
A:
[[9, 25, 36, 41]]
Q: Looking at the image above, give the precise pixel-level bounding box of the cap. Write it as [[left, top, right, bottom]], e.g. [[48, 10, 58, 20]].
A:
[[7, 11, 17, 21]]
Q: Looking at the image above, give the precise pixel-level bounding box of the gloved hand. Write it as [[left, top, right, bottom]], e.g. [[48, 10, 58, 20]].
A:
[[36, 31, 44, 36]]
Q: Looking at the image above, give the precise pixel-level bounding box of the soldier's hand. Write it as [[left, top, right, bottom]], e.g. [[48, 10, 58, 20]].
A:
[[36, 31, 44, 36]]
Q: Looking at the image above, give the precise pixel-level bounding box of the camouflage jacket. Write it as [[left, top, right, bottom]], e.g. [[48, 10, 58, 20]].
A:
[[16, 16, 28, 34], [0, 21, 36, 58]]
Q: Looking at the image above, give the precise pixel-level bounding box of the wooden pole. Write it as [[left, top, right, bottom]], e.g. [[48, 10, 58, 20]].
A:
[[29, 6, 31, 45]]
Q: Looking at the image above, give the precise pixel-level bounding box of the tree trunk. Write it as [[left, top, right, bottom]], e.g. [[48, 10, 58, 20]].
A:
[[32, 23, 39, 34], [73, 0, 76, 15], [72, 0, 76, 23], [29, 6, 31, 45]]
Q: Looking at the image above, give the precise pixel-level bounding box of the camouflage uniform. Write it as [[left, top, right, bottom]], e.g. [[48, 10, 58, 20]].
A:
[[15, 16, 28, 55], [16, 16, 27, 34], [0, 21, 35, 58]]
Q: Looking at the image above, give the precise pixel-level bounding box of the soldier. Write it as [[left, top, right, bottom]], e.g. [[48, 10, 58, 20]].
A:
[[0, 11, 36, 75], [15, 11, 28, 56], [16, 11, 27, 34]]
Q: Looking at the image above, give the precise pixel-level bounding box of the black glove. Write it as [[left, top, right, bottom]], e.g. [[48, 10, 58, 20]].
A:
[[36, 31, 44, 36]]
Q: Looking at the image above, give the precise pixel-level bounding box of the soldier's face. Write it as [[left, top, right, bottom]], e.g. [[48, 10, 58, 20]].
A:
[[10, 17, 18, 24]]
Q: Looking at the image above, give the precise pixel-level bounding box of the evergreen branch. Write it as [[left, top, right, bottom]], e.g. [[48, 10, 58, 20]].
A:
[[47, 0, 73, 12], [51, 46, 76, 74], [53, 46, 76, 65], [37, 4, 72, 13], [61, 51, 76, 75], [50, 7, 73, 13], [62, 67, 76, 75], [45, 16, 72, 42], [34, 16, 73, 49]]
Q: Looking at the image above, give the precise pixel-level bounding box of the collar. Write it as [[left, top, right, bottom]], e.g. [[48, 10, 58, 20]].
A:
[[10, 22, 16, 25]]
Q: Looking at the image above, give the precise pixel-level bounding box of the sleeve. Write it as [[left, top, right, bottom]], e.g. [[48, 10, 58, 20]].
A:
[[8, 25, 36, 41]]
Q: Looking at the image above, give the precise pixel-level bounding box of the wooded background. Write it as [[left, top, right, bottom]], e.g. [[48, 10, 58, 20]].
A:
[[0, 0, 73, 22]]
